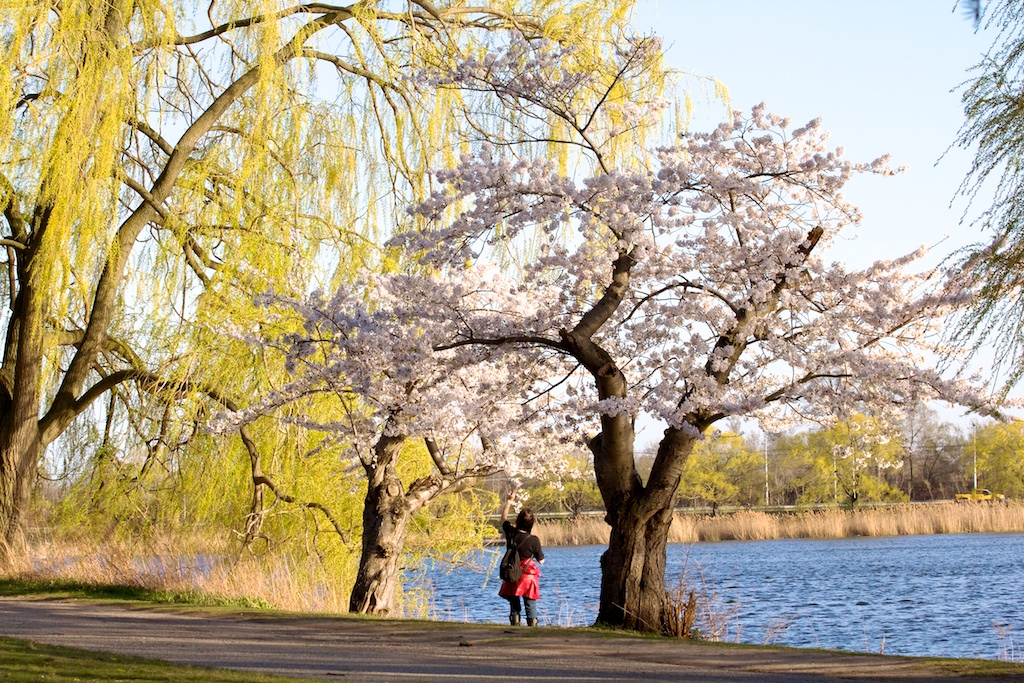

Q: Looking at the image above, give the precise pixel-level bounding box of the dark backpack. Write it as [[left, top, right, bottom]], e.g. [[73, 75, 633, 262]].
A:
[[499, 531, 527, 583]]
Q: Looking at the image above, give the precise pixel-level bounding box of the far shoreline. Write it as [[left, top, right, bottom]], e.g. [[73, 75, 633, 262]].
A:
[[524, 500, 1024, 546]]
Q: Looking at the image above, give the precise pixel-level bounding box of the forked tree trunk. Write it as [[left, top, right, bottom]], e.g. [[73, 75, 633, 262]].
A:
[[347, 434, 481, 615], [592, 423, 699, 633], [349, 477, 413, 614]]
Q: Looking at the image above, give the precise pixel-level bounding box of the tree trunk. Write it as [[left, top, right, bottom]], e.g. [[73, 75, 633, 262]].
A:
[[349, 479, 412, 615], [239, 425, 266, 545], [349, 434, 411, 615], [0, 411, 40, 559], [593, 424, 698, 633], [598, 502, 676, 631], [347, 434, 480, 614], [0, 271, 45, 560]]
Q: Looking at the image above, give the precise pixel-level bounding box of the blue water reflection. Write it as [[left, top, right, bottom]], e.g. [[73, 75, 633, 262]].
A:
[[411, 533, 1024, 660]]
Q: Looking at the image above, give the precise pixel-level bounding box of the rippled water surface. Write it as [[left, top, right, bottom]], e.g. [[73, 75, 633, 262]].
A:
[[414, 532, 1024, 659]]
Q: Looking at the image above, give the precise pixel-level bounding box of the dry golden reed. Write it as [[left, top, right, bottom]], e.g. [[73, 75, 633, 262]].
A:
[[533, 502, 1024, 546], [1, 534, 352, 613]]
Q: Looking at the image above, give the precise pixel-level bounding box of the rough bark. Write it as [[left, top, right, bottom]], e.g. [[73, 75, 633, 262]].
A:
[[593, 425, 697, 631], [598, 499, 675, 631], [349, 434, 412, 615], [348, 434, 490, 615], [0, 413, 40, 558], [348, 482, 413, 615], [0, 252, 45, 555]]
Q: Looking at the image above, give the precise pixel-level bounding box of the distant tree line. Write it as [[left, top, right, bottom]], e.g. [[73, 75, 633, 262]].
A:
[[517, 408, 1024, 514]]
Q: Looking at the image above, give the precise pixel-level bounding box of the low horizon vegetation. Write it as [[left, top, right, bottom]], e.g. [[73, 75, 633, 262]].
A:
[[517, 414, 1024, 522], [532, 501, 1024, 546]]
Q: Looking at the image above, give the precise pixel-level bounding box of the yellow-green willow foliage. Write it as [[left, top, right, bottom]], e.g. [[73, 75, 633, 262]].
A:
[[1, 1, 667, 576], [951, 0, 1024, 391], [678, 430, 764, 509]]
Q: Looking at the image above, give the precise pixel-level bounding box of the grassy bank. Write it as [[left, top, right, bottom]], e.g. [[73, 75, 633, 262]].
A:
[[0, 635, 298, 683], [533, 501, 1024, 546]]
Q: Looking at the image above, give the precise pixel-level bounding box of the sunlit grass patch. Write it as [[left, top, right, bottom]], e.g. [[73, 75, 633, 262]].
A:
[[0, 577, 271, 609], [0, 635, 299, 682]]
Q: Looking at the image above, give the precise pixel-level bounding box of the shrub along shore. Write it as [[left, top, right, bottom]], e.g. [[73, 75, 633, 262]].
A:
[[531, 501, 1024, 546]]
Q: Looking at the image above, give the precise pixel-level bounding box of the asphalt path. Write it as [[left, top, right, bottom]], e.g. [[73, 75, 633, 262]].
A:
[[0, 597, 1014, 682]]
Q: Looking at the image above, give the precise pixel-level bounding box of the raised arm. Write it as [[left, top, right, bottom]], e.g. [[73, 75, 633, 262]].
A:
[[500, 489, 517, 523]]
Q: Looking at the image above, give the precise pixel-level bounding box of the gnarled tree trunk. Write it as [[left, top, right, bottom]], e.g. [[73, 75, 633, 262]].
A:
[[348, 433, 490, 615], [599, 501, 675, 631], [592, 418, 698, 632], [349, 434, 414, 615], [0, 413, 41, 558]]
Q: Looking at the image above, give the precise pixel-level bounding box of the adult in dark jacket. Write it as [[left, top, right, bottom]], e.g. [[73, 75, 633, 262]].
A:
[[498, 490, 544, 626]]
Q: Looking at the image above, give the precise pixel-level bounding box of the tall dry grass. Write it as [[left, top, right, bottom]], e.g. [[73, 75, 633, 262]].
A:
[[533, 501, 1024, 546], [1, 534, 353, 613]]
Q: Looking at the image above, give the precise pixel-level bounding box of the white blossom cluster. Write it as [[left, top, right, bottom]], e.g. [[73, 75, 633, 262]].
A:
[[211, 274, 581, 479], [392, 95, 1003, 433], [413, 33, 667, 168]]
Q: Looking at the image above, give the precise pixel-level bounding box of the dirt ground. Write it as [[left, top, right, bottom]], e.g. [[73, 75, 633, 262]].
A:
[[0, 597, 1018, 682]]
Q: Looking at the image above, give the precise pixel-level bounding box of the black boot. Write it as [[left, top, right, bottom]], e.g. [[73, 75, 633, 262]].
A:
[[527, 618, 538, 627], [509, 613, 520, 626]]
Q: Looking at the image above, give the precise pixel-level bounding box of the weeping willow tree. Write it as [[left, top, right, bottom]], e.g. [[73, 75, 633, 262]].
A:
[[951, 0, 1024, 391], [0, 0, 669, 606]]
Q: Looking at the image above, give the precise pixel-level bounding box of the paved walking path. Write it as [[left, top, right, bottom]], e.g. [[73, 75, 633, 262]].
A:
[[0, 597, 1014, 682]]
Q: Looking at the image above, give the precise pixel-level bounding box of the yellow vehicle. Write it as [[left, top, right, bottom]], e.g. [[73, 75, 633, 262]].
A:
[[954, 489, 1006, 502]]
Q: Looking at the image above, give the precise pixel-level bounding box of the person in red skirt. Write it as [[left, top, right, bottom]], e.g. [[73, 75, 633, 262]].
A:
[[498, 490, 544, 626]]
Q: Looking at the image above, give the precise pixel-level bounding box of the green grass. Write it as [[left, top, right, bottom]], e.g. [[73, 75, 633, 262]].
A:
[[920, 657, 1024, 678], [0, 578, 272, 609], [0, 636, 306, 682]]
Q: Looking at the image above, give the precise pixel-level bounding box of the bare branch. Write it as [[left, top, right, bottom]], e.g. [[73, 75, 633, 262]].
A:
[[0, 171, 27, 243], [423, 437, 451, 475], [133, 3, 356, 50], [129, 117, 174, 156], [434, 334, 568, 354], [573, 249, 637, 343], [253, 474, 351, 544]]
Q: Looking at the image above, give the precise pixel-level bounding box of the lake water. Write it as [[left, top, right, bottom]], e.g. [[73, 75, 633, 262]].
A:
[[412, 532, 1024, 660]]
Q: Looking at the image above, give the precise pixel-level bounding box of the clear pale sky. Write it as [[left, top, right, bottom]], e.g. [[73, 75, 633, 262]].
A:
[[631, 0, 992, 269], [628, 0, 1008, 431]]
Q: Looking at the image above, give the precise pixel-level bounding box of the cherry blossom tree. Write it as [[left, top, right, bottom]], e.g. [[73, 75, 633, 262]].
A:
[[213, 272, 572, 614], [387, 39, 1001, 632]]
